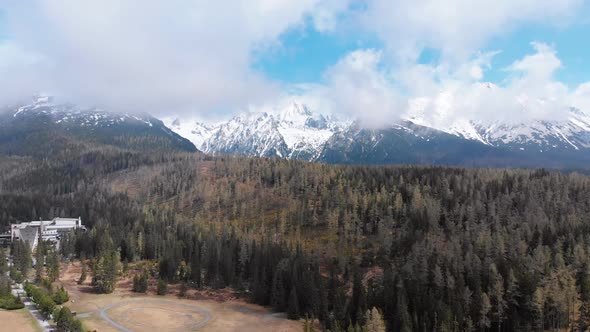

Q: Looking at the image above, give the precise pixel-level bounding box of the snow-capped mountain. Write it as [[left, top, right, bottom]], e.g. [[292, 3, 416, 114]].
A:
[[11, 95, 159, 128], [164, 102, 348, 160], [407, 104, 590, 153], [165, 117, 217, 149], [10, 94, 590, 168], [165, 96, 590, 168], [404, 84, 590, 152], [472, 108, 590, 151], [0, 96, 196, 156]]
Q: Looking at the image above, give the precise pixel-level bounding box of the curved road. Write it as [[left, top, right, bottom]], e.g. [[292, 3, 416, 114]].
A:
[[80, 298, 212, 332]]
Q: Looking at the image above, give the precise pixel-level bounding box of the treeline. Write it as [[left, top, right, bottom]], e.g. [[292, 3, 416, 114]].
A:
[[0, 249, 24, 310], [4, 149, 590, 330], [24, 282, 81, 331], [70, 211, 374, 330]]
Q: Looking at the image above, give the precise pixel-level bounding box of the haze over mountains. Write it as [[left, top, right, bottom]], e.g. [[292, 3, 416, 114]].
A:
[[0, 96, 195, 157], [2, 94, 590, 168], [164, 90, 590, 168]]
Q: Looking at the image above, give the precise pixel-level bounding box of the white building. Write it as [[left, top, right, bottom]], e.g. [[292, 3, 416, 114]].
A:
[[10, 217, 86, 250]]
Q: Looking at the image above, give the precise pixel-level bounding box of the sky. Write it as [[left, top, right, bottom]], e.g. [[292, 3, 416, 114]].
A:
[[1, 1, 590, 126]]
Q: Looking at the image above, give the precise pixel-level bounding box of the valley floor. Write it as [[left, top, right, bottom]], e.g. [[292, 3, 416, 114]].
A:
[[0, 309, 42, 332], [60, 262, 302, 332]]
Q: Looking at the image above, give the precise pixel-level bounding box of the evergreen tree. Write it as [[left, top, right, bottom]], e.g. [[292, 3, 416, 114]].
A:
[[78, 255, 87, 285], [577, 300, 590, 332], [35, 233, 44, 282], [48, 249, 60, 282], [0, 248, 7, 275], [479, 293, 491, 331], [288, 286, 300, 320], [364, 307, 386, 332], [157, 278, 168, 295], [350, 266, 367, 325]]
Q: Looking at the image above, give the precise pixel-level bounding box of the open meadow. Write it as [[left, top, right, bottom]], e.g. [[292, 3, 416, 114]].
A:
[[0, 309, 41, 332], [60, 262, 302, 332]]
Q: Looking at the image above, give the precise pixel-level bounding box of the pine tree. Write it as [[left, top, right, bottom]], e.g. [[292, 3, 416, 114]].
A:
[[179, 281, 188, 298], [0, 249, 6, 275], [78, 256, 87, 285], [395, 284, 412, 332], [93, 250, 119, 294], [288, 286, 300, 320], [271, 264, 286, 311], [365, 307, 386, 332], [350, 266, 367, 325], [48, 249, 60, 282], [157, 278, 168, 295], [577, 300, 590, 332], [35, 232, 44, 282], [479, 293, 491, 331]]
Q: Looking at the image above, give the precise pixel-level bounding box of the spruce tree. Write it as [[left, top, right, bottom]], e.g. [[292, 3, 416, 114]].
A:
[[48, 249, 60, 282], [35, 232, 44, 282], [288, 286, 300, 320], [78, 257, 87, 285], [365, 307, 386, 332], [577, 300, 590, 332]]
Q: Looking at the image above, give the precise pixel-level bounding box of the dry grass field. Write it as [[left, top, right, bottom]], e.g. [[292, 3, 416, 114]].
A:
[[0, 309, 42, 332], [60, 261, 302, 332]]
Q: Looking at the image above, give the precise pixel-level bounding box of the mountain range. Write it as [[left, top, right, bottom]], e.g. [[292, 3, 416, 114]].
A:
[[2, 95, 590, 169], [0, 96, 196, 157], [165, 96, 590, 168]]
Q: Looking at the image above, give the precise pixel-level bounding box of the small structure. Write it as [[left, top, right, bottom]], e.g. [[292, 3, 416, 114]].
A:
[[10, 217, 86, 250]]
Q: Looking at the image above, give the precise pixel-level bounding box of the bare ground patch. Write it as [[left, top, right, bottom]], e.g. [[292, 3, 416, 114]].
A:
[[60, 261, 302, 332], [0, 309, 42, 332]]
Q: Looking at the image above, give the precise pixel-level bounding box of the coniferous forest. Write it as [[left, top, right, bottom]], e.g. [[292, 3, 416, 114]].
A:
[[2, 148, 590, 331]]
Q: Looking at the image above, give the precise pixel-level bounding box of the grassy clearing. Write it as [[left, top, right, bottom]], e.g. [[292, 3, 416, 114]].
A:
[[0, 309, 42, 332]]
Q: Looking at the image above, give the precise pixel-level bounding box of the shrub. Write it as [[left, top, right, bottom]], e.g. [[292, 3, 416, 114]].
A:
[[157, 279, 167, 295], [10, 267, 24, 284], [23, 282, 56, 318], [132, 270, 149, 293], [179, 282, 188, 298], [0, 294, 25, 310], [52, 286, 70, 304], [54, 306, 83, 332]]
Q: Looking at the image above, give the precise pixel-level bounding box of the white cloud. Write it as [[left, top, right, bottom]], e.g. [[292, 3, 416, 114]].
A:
[[361, 0, 582, 63], [0, 0, 587, 128], [572, 83, 590, 112], [398, 43, 579, 125], [321, 49, 402, 127], [0, 0, 349, 114], [296, 43, 589, 128], [402, 42, 587, 125]]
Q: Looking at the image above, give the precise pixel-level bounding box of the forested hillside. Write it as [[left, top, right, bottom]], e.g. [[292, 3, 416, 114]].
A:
[[2, 148, 590, 331], [0, 108, 196, 158]]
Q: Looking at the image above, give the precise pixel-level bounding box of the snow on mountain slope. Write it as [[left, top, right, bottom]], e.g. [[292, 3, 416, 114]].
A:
[[203, 111, 289, 158], [13, 95, 158, 128], [405, 96, 490, 144], [403, 86, 590, 152], [472, 113, 590, 151], [163, 117, 217, 149], [166, 102, 348, 160], [2, 95, 197, 153]]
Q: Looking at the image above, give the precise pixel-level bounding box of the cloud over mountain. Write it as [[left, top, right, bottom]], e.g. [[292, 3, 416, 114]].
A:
[[0, 1, 348, 114]]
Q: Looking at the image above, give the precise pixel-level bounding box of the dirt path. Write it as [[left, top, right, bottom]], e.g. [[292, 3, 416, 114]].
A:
[[7, 258, 52, 331]]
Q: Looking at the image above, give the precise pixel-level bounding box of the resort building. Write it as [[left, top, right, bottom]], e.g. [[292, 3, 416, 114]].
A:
[[9, 217, 86, 250]]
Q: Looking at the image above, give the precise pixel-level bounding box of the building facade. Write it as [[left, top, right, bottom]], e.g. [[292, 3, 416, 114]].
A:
[[10, 217, 86, 250]]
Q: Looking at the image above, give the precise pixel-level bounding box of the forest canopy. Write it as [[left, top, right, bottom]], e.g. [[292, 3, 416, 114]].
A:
[[2, 149, 590, 331]]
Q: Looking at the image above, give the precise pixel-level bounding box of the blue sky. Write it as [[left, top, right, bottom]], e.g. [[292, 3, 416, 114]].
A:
[[482, 23, 590, 86], [253, 18, 382, 84], [0, 1, 589, 123], [256, 13, 590, 88]]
